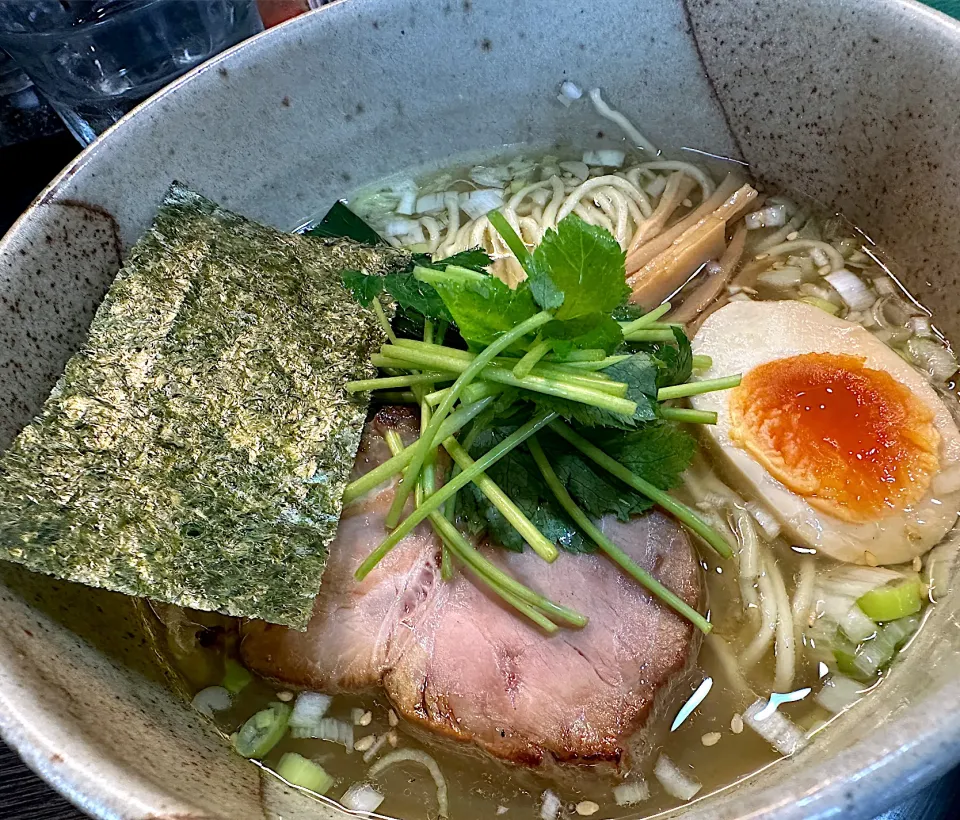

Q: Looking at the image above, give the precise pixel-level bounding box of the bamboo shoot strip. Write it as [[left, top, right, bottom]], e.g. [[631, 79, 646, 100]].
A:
[[358, 411, 558, 579], [342, 397, 495, 505], [384, 311, 553, 528], [549, 420, 733, 559], [443, 438, 558, 563], [527, 436, 712, 634]]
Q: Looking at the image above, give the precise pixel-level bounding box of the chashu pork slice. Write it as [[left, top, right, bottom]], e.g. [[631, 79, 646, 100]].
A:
[[242, 407, 442, 692], [242, 407, 702, 768]]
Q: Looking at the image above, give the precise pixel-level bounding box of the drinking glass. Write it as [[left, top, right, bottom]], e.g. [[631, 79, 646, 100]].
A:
[[0, 1, 262, 144]]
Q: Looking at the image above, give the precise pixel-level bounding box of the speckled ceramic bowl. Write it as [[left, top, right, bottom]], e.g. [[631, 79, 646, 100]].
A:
[[2, 0, 960, 817]]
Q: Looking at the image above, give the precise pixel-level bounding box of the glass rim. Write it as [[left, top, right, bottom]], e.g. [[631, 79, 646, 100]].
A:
[[0, 0, 230, 38]]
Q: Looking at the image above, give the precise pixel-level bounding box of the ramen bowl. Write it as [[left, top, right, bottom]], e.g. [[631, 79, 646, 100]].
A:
[[2, 0, 960, 817]]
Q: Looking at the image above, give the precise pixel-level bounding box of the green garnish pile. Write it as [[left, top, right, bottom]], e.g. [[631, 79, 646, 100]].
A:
[[328, 204, 740, 634]]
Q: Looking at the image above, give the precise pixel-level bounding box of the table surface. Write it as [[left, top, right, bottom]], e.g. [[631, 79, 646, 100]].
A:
[[3, 4, 960, 817]]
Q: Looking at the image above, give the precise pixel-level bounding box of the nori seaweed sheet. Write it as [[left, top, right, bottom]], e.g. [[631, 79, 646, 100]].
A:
[[0, 183, 409, 628]]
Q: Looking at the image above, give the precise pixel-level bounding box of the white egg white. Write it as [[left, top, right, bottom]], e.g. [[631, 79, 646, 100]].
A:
[[690, 300, 960, 565]]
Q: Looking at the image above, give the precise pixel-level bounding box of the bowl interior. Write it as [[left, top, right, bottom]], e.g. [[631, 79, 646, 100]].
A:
[[2, 1, 960, 818]]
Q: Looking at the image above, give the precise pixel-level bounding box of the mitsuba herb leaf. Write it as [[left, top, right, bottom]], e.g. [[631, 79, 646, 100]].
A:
[[415, 247, 493, 273], [341, 269, 384, 306], [612, 304, 647, 321], [530, 215, 630, 319], [415, 266, 538, 345], [590, 422, 697, 491], [306, 201, 384, 246], [542, 313, 624, 355], [382, 272, 452, 323], [551, 449, 652, 521], [650, 327, 693, 387], [460, 425, 591, 553]]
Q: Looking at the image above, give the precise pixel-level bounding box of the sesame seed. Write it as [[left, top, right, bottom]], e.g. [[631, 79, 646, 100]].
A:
[[913, 556, 923, 572], [731, 714, 744, 734], [786, 231, 799, 241], [359, 710, 373, 726], [276, 691, 293, 702], [389, 709, 399, 727], [756, 253, 769, 260], [354, 735, 376, 752], [701, 732, 722, 747], [681, 198, 693, 208], [864, 550, 878, 567], [576, 801, 600, 816], [387, 730, 399, 747]]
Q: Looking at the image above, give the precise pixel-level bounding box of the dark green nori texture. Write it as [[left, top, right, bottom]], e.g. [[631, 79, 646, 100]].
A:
[[0, 183, 409, 628]]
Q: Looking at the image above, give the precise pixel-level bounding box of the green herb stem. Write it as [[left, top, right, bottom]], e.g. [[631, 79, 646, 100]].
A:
[[380, 345, 634, 414], [346, 372, 451, 393], [659, 407, 719, 425], [546, 349, 605, 363], [619, 302, 671, 334], [391, 340, 620, 390], [427, 512, 587, 630], [383, 428, 454, 584], [527, 436, 711, 634], [372, 298, 397, 343], [443, 438, 558, 563], [624, 328, 677, 343], [460, 381, 501, 406], [384, 311, 553, 528], [342, 396, 496, 505], [372, 391, 418, 404], [549, 420, 733, 559], [513, 339, 554, 380], [488, 210, 536, 277], [358, 411, 558, 578], [562, 354, 633, 371], [657, 374, 742, 401], [692, 354, 713, 370]]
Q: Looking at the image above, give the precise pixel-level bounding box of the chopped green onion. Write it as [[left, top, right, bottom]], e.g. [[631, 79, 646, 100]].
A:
[[275, 752, 335, 795], [800, 296, 842, 316], [346, 371, 451, 393], [222, 658, 253, 694], [385, 311, 553, 528], [619, 302, 671, 335], [342, 397, 496, 505], [549, 420, 733, 559], [443, 437, 558, 563], [659, 407, 718, 424], [857, 578, 923, 621], [233, 702, 291, 759], [513, 338, 554, 380], [527, 437, 711, 634], [657, 374, 742, 401], [358, 411, 558, 579], [692, 354, 713, 370]]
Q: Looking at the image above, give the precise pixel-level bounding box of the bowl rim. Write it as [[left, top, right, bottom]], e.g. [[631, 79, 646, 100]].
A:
[[3, 1, 960, 818]]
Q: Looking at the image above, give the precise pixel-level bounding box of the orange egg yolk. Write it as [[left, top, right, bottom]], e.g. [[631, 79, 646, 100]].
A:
[[728, 352, 939, 522]]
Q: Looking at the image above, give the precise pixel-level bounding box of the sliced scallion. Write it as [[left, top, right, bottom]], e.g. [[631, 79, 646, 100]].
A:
[[233, 702, 291, 759], [276, 752, 335, 795]]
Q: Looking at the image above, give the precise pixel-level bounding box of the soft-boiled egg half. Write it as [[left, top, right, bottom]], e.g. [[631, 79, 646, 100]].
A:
[[691, 300, 960, 565]]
